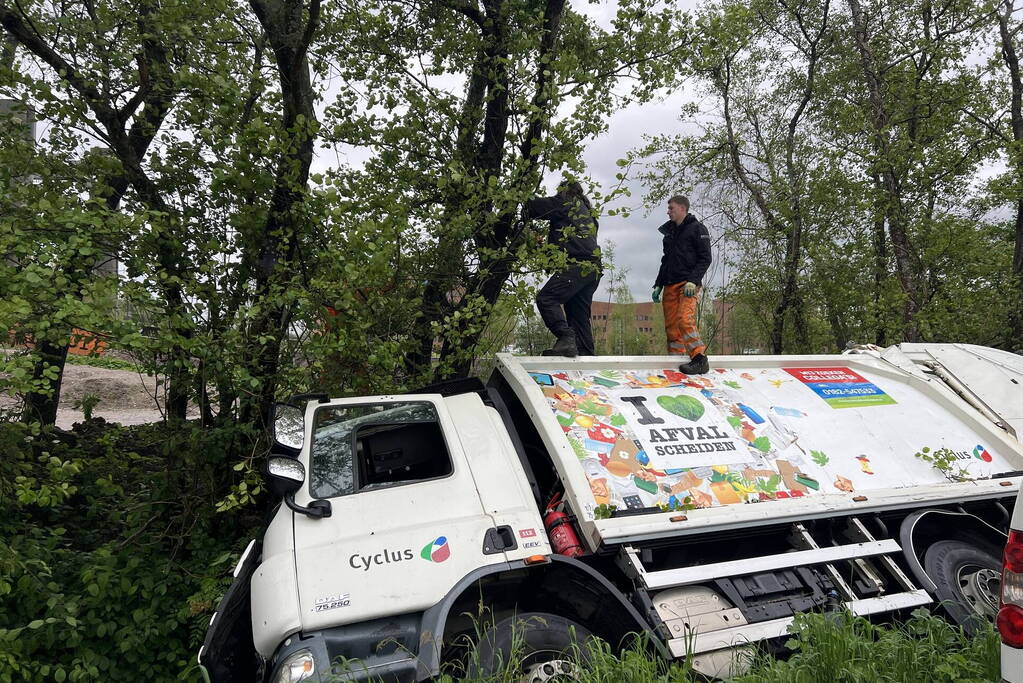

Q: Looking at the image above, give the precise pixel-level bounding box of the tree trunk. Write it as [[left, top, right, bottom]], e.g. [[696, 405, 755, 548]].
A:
[[438, 249, 517, 378], [404, 49, 488, 378], [21, 339, 68, 424], [825, 297, 850, 351], [1000, 0, 1023, 351], [776, 0, 829, 354], [871, 174, 888, 347], [3, 1, 192, 422], [242, 0, 320, 427], [847, 0, 923, 341], [714, 55, 795, 353], [416, 0, 567, 380]]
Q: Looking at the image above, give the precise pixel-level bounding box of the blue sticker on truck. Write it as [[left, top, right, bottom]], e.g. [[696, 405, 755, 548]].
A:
[[784, 367, 896, 409]]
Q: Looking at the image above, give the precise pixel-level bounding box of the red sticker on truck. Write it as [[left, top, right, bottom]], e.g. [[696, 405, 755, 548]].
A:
[[783, 367, 896, 409]]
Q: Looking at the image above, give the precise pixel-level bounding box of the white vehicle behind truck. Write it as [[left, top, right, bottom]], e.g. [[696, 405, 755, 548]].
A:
[[1001, 487, 1023, 683], [200, 343, 1023, 682]]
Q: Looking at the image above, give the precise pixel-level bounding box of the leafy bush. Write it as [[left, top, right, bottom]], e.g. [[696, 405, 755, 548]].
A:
[[0, 420, 262, 682]]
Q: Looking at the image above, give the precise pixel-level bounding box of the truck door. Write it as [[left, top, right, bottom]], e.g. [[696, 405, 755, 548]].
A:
[[291, 396, 500, 632]]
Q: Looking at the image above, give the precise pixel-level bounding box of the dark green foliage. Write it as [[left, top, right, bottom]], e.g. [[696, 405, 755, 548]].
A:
[[0, 421, 262, 682]]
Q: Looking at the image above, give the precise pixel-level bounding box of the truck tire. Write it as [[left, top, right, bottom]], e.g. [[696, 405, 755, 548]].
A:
[[467, 612, 596, 681], [923, 539, 1002, 634]]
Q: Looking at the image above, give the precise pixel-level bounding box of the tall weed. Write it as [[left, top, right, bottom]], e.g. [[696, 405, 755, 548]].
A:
[[734, 609, 1000, 683], [431, 608, 998, 683]]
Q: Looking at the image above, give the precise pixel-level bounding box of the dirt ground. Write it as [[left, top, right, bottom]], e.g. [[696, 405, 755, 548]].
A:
[[57, 363, 183, 428], [2, 361, 194, 429]]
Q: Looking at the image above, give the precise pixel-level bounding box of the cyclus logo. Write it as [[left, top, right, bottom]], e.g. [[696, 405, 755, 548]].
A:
[[421, 536, 450, 563], [973, 444, 993, 462]]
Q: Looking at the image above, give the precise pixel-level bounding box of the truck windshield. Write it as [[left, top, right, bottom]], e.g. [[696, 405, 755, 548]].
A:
[[309, 401, 452, 499]]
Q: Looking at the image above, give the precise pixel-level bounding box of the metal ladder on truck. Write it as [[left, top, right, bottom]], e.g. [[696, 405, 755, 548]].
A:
[[617, 517, 931, 661]]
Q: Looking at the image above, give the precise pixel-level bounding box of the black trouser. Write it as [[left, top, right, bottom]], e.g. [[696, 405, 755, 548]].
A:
[[536, 262, 602, 356]]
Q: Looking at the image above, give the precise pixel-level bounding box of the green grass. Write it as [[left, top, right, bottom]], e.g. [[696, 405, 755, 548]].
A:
[[734, 609, 1000, 682], [64, 353, 139, 372], [419, 608, 1001, 683]]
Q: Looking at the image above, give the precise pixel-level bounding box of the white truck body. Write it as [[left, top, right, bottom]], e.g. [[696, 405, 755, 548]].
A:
[[200, 343, 1023, 683]]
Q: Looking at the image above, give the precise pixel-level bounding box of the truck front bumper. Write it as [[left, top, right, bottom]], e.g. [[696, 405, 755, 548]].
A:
[[269, 613, 425, 682]]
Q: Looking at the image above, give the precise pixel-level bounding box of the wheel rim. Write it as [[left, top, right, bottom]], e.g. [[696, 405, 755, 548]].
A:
[[521, 657, 577, 683], [957, 564, 1001, 619]]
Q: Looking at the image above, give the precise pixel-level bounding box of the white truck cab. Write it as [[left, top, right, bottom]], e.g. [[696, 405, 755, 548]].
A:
[[205, 389, 554, 682], [200, 344, 1023, 682]]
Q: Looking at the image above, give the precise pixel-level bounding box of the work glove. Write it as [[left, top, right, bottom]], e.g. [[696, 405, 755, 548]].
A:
[[652, 286, 663, 303], [683, 282, 698, 297]]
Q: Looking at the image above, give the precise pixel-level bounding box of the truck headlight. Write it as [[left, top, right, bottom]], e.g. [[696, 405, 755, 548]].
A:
[[272, 649, 317, 683]]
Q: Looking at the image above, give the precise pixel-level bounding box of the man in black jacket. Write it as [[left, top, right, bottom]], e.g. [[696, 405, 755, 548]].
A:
[[526, 181, 602, 357], [652, 195, 712, 373]]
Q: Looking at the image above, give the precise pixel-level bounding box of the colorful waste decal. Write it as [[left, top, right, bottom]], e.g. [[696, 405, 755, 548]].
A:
[[609, 389, 748, 468], [534, 367, 837, 512], [531, 365, 1008, 515], [783, 367, 897, 409]]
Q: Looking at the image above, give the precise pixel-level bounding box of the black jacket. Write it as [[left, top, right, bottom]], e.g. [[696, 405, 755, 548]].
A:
[[654, 214, 712, 287], [525, 195, 601, 263]]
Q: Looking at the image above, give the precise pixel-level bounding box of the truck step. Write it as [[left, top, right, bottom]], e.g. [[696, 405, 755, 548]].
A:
[[624, 539, 903, 590], [668, 589, 932, 656]]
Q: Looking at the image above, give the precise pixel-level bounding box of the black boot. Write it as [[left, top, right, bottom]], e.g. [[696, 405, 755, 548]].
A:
[[542, 331, 578, 358], [678, 353, 709, 374]]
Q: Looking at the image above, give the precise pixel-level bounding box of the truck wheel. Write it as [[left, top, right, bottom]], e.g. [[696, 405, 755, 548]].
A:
[[923, 539, 1001, 634], [467, 612, 595, 681]]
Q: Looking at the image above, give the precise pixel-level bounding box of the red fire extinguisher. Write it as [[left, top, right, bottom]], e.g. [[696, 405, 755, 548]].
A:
[[544, 493, 584, 558]]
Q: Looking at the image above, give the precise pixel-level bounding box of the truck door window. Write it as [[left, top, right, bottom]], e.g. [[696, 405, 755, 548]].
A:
[[309, 401, 452, 499]]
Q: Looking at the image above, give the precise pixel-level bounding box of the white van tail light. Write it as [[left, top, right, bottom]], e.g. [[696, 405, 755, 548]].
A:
[[999, 530, 1023, 648]]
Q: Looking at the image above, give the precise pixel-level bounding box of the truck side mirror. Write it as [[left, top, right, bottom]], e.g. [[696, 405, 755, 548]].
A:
[[266, 456, 331, 519], [273, 403, 305, 452], [267, 455, 305, 497]]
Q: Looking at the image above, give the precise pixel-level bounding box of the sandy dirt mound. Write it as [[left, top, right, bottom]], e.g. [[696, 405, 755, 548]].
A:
[[2, 361, 195, 429], [60, 363, 161, 410]]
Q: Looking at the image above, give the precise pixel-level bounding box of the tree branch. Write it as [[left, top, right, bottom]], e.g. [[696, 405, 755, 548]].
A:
[[0, 1, 113, 118], [444, 0, 484, 29]]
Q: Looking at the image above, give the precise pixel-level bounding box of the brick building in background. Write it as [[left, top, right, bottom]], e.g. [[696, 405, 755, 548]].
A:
[[589, 300, 659, 336], [588, 300, 663, 356], [588, 298, 764, 356]]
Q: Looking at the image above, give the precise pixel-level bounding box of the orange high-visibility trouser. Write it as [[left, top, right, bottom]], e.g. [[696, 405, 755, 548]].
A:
[[662, 282, 705, 356]]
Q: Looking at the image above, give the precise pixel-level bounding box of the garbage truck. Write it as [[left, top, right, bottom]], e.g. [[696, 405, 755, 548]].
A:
[[199, 343, 1023, 682]]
